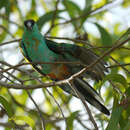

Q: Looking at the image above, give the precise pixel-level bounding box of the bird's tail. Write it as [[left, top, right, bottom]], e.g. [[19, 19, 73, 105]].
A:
[[73, 78, 110, 115]]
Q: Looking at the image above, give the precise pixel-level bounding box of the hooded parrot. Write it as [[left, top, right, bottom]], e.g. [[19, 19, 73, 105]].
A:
[[20, 19, 110, 115]]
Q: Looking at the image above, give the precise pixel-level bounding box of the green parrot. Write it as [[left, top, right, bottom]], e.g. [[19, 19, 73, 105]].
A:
[[20, 19, 110, 115]]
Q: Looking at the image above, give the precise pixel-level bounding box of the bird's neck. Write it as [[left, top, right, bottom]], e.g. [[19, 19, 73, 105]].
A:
[[23, 31, 41, 40], [23, 31, 48, 50]]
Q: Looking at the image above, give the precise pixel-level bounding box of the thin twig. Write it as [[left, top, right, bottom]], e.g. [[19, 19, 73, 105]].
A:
[[1, 36, 130, 51], [45, 0, 60, 35], [0, 39, 21, 46], [26, 90, 46, 130], [54, 0, 120, 27], [0, 122, 28, 129], [67, 81, 98, 130], [32, 78, 69, 130], [77, 117, 92, 130], [0, 14, 23, 29], [110, 56, 130, 74], [46, 89, 69, 130], [45, 36, 92, 47], [0, 63, 46, 129], [0, 25, 15, 39], [109, 80, 123, 96], [0, 61, 82, 74], [107, 63, 130, 68]]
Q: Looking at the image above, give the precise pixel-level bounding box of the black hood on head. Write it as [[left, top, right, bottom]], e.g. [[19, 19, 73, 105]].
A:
[[24, 19, 35, 30]]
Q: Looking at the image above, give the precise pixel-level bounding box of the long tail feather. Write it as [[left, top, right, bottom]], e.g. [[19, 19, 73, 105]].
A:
[[73, 78, 110, 115]]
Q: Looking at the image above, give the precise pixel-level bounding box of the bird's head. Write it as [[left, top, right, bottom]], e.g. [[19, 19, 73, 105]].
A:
[[24, 19, 38, 32]]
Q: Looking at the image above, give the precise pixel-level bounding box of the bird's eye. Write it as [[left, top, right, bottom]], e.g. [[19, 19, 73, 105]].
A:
[[24, 19, 35, 29]]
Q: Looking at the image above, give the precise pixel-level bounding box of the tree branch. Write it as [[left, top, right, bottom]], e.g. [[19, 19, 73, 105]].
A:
[[45, 0, 60, 35]]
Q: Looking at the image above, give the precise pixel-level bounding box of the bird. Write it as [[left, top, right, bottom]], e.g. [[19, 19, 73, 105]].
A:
[[20, 19, 110, 115]]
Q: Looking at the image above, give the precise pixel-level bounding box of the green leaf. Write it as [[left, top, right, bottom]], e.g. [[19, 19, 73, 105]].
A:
[[84, 0, 93, 9], [124, 27, 130, 35], [37, 10, 64, 30], [106, 107, 123, 130], [0, 0, 10, 16], [95, 23, 112, 46], [103, 74, 128, 88], [46, 123, 54, 130], [122, 0, 130, 7], [125, 87, 130, 96], [63, 0, 81, 18], [0, 20, 9, 42], [0, 95, 13, 117], [10, 115, 35, 128], [119, 87, 130, 129], [106, 96, 123, 130], [50, 20, 59, 36], [119, 106, 130, 130], [66, 111, 79, 130], [63, 0, 81, 28], [81, 0, 93, 25], [0, 30, 7, 43], [118, 27, 130, 44]]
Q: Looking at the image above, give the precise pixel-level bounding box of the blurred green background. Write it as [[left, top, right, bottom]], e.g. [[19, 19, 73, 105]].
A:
[[0, 0, 130, 130]]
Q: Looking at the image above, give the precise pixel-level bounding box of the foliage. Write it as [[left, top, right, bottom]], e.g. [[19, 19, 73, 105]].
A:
[[0, 0, 130, 129]]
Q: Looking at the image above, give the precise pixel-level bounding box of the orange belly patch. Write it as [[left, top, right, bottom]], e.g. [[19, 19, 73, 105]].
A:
[[48, 64, 70, 80]]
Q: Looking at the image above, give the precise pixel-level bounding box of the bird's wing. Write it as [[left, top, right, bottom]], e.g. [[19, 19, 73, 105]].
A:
[[45, 39, 108, 81]]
